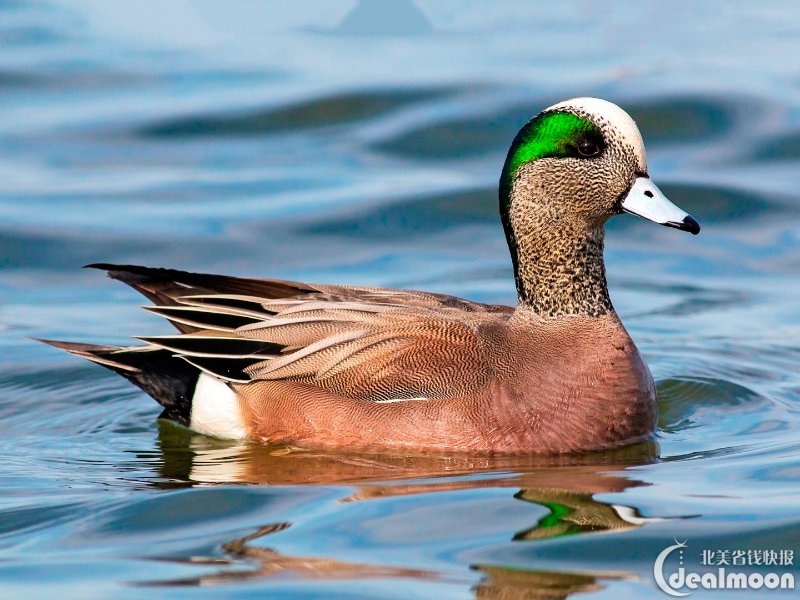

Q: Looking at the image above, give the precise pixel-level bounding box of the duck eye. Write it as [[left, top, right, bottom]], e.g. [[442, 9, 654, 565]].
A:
[[576, 140, 600, 157]]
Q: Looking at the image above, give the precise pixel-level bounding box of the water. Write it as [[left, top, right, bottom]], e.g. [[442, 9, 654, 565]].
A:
[[2, 1, 799, 598]]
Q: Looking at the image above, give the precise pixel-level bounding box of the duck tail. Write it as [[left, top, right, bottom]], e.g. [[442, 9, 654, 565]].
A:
[[36, 339, 197, 426]]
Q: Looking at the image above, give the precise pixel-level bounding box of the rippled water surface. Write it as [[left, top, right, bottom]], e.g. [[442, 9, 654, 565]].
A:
[[2, 2, 800, 598]]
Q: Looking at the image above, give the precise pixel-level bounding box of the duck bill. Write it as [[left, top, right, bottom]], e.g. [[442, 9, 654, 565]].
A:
[[620, 176, 700, 234]]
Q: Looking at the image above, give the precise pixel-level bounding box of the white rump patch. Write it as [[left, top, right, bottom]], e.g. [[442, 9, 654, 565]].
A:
[[611, 504, 665, 526], [545, 97, 647, 171], [188, 441, 249, 484], [190, 373, 247, 440]]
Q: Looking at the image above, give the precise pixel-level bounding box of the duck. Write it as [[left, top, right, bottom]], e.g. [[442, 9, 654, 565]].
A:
[[42, 97, 700, 454]]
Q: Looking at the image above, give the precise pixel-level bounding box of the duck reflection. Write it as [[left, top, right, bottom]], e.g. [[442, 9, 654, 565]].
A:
[[472, 565, 634, 600], [146, 422, 661, 597], [143, 522, 442, 587], [143, 520, 635, 598]]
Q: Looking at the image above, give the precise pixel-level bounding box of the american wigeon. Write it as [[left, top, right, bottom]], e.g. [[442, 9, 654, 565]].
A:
[[43, 97, 700, 454]]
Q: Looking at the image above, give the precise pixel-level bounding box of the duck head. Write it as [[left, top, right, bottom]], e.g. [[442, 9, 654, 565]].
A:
[[499, 97, 700, 317]]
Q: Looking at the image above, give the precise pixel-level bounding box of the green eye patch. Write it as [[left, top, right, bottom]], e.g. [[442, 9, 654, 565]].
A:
[[500, 112, 603, 196]]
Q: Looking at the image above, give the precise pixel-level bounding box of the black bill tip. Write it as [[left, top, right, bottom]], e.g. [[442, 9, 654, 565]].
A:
[[665, 215, 701, 235], [680, 215, 701, 235]]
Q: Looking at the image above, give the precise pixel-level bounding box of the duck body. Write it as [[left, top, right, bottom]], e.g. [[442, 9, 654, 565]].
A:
[[43, 97, 697, 454], [235, 311, 655, 453]]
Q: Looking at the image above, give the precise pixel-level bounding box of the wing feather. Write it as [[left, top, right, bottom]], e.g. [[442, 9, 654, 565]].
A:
[[90, 264, 510, 401]]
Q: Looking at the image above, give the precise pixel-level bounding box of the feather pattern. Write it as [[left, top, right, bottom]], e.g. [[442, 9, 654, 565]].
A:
[[89, 264, 511, 403]]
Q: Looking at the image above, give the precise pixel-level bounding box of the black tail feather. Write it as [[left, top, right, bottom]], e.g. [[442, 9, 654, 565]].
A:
[[83, 263, 315, 334], [37, 339, 197, 426], [85, 263, 313, 302]]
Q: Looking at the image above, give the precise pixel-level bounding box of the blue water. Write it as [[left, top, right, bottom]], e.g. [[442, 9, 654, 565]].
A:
[[2, 1, 800, 598]]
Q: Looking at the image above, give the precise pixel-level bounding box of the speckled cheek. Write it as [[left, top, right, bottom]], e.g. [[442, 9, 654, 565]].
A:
[[598, 146, 638, 213]]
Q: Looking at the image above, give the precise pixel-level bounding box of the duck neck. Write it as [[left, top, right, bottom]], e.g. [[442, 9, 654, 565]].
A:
[[502, 191, 613, 318]]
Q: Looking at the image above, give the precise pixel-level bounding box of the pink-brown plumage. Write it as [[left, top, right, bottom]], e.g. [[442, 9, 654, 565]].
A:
[[233, 310, 655, 453], [41, 97, 700, 454]]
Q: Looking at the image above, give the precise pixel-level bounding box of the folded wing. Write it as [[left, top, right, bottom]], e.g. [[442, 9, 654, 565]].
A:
[[92, 264, 511, 402]]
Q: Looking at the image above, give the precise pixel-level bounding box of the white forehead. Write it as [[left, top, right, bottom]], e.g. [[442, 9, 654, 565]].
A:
[[545, 97, 646, 171]]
